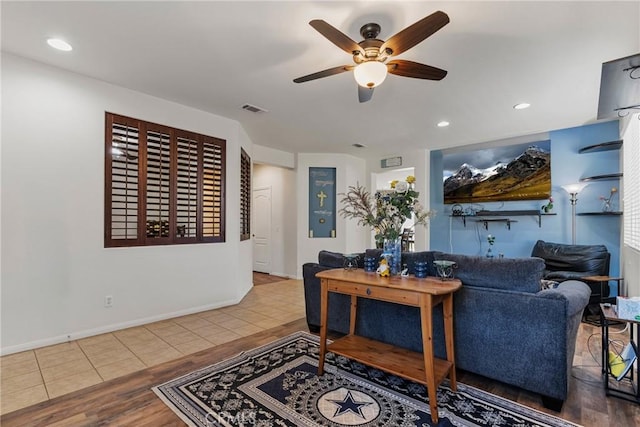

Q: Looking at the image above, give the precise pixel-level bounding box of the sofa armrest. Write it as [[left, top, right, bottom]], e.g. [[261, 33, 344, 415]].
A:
[[450, 282, 590, 401], [302, 263, 351, 333], [537, 280, 591, 317]]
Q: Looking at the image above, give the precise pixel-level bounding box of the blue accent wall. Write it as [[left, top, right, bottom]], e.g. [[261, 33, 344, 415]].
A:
[[430, 121, 621, 294]]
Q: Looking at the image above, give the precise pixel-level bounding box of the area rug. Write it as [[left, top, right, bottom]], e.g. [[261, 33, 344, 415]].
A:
[[153, 331, 580, 427]]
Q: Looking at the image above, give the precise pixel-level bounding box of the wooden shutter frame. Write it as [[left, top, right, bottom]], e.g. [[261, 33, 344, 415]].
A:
[[240, 148, 251, 241], [105, 113, 144, 247], [104, 112, 227, 247]]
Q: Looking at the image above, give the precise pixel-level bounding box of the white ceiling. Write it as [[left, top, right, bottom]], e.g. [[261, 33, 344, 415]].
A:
[[2, 1, 639, 157]]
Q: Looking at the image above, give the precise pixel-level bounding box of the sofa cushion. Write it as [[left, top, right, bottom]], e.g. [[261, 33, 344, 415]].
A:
[[402, 251, 437, 276], [433, 253, 545, 293], [318, 250, 345, 268], [365, 249, 437, 276], [318, 250, 365, 268]]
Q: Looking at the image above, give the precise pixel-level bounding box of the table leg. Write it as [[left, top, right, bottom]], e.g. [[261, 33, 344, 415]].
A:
[[349, 295, 357, 335], [318, 278, 328, 376], [443, 293, 457, 391], [420, 294, 439, 424]]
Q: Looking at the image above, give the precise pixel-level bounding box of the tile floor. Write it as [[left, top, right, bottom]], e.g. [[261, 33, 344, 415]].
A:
[[0, 279, 305, 415]]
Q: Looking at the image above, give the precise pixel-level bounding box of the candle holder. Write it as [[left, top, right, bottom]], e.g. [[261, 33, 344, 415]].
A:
[[433, 260, 458, 281]]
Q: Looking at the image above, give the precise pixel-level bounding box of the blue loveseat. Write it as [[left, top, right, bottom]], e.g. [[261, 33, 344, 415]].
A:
[[302, 249, 591, 410]]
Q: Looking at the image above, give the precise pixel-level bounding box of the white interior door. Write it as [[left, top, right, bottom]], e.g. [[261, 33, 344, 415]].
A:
[[253, 187, 272, 273]]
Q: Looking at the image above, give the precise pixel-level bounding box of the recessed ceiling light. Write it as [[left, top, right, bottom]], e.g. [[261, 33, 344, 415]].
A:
[[513, 103, 531, 110], [437, 121, 450, 127], [47, 38, 73, 51]]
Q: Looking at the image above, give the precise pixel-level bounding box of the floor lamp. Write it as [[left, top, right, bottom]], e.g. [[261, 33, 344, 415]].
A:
[[561, 183, 589, 244]]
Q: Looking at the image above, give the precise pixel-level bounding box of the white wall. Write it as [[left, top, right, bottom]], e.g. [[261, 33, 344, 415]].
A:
[[1, 54, 253, 354], [296, 153, 367, 277], [253, 164, 297, 278], [253, 145, 295, 169]]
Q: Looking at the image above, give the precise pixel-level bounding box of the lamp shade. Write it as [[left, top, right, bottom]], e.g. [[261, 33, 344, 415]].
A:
[[354, 61, 387, 88], [561, 183, 589, 194]]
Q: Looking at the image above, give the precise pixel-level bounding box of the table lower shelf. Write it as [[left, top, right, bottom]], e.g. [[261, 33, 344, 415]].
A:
[[327, 335, 453, 386]]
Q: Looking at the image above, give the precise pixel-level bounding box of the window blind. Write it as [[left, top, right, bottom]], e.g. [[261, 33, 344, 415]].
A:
[[623, 115, 640, 250]]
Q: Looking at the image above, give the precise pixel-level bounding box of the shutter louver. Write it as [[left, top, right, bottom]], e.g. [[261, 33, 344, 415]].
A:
[[240, 148, 251, 241], [176, 135, 198, 239], [110, 122, 140, 242], [146, 129, 171, 240]]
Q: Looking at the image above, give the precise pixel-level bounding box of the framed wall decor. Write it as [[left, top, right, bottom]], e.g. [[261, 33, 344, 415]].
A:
[[309, 167, 336, 238]]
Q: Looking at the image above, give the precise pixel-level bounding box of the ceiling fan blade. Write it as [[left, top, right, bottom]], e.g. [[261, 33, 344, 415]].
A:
[[309, 20, 365, 56], [380, 11, 449, 57], [358, 86, 374, 103], [387, 60, 447, 80], [293, 65, 354, 83]]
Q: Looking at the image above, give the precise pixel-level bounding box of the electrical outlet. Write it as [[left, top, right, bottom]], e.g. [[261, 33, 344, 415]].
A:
[[105, 295, 113, 308]]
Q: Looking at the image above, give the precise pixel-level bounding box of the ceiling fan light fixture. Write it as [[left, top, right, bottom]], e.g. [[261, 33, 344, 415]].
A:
[[354, 61, 387, 88]]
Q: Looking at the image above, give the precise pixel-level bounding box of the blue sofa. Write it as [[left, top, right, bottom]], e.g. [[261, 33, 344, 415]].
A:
[[302, 249, 591, 410]]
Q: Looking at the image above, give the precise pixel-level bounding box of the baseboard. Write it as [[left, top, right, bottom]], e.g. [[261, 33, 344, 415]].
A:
[[0, 297, 241, 356], [270, 271, 298, 280]]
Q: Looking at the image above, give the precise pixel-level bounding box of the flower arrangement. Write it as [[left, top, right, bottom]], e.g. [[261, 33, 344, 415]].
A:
[[541, 197, 554, 213], [339, 176, 433, 245], [599, 187, 618, 212]]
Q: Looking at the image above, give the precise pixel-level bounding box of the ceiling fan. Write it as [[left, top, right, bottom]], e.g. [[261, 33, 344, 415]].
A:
[[293, 10, 450, 102]]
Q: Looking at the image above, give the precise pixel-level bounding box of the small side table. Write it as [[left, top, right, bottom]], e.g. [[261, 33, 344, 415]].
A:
[[582, 275, 624, 303], [600, 304, 640, 404]]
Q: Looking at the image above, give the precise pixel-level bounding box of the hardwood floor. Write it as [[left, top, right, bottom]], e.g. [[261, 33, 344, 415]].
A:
[[2, 320, 639, 426]]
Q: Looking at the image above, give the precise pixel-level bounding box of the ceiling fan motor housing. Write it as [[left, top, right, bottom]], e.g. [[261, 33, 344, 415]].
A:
[[360, 23, 381, 39]]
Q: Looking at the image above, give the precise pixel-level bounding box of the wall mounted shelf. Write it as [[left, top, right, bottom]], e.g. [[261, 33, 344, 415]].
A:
[[580, 173, 623, 182], [450, 209, 556, 229], [578, 140, 623, 154], [577, 212, 623, 216]]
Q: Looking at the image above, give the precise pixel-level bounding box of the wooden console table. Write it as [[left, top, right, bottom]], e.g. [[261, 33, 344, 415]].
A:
[[316, 269, 462, 423]]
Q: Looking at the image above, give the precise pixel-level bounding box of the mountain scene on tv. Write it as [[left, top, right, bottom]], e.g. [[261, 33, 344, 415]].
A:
[[443, 143, 551, 204]]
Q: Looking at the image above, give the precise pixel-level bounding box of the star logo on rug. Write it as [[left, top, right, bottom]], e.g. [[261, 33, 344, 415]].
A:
[[327, 390, 373, 419]]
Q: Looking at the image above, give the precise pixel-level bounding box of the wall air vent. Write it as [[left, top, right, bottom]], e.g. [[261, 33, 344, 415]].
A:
[[241, 104, 268, 113]]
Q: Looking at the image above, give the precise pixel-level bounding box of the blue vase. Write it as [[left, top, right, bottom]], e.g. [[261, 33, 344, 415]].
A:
[[363, 257, 377, 272], [383, 238, 402, 275], [486, 247, 494, 259], [415, 261, 428, 278]]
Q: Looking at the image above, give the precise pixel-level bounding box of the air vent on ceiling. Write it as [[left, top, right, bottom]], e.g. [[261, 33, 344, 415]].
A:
[[352, 143, 367, 148], [241, 104, 268, 113]]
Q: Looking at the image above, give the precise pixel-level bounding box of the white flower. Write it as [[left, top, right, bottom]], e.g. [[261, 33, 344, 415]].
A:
[[395, 181, 408, 193]]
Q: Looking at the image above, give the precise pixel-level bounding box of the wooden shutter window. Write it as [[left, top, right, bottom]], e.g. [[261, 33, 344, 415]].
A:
[[105, 112, 226, 247], [240, 148, 251, 241]]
